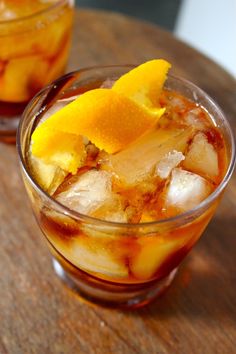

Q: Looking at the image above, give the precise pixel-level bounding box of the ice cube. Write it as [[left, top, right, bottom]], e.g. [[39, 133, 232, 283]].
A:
[[168, 96, 185, 110], [183, 132, 219, 178], [0, 0, 52, 20], [104, 126, 194, 186], [55, 170, 126, 221], [100, 78, 114, 89], [0, 56, 49, 102], [65, 238, 128, 278], [185, 108, 207, 130], [155, 150, 185, 179], [55, 170, 112, 214], [0, 8, 16, 21], [28, 154, 67, 194], [104, 211, 127, 223], [94, 208, 128, 223], [91, 194, 128, 223], [130, 236, 187, 280], [165, 168, 212, 211], [40, 96, 79, 124], [42, 209, 80, 237]]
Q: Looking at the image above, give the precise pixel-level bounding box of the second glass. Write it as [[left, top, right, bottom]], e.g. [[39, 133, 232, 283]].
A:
[[0, 0, 74, 142]]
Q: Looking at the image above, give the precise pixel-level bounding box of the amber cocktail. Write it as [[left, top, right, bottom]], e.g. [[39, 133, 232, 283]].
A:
[[17, 63, 235, 308], [0, 0, 74, 142]]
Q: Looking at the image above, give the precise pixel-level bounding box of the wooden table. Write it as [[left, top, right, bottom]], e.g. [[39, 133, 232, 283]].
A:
[[1, 9, 236, 354]]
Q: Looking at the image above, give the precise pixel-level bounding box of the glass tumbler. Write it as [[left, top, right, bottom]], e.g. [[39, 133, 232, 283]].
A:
[[17, 66, 235, 309], [0, 0, 74, 143]]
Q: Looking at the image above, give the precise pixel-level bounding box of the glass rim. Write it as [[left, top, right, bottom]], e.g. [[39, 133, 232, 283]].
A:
[[17, 65, 236, 230], [0, 0, 70, 26]]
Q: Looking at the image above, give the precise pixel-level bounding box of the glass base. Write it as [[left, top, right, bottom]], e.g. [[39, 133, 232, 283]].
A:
[[52, 258, 177, 309]]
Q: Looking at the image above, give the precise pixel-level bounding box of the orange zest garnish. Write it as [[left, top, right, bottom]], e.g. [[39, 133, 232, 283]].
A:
[[112, 59, 171, 110], [31, 59, 171, 174]]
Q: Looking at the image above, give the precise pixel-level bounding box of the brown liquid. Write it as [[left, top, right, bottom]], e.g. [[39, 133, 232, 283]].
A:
[[39, 203, 216, 284], [31, 89, 227, 292]]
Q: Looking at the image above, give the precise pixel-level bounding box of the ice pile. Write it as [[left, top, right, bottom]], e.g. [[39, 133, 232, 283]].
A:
[[53, 128, 218, 219]]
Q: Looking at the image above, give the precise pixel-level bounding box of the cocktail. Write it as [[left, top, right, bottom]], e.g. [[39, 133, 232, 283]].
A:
[[17, 60, 235, 308], [0, 0, 74, 142]]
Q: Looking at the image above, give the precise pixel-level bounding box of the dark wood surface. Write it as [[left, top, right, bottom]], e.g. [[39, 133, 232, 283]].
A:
[[1, 9, 236, 354]]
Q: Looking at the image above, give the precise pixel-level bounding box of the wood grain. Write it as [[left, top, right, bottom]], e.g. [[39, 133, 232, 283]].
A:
[[0, 9, 236, 354]]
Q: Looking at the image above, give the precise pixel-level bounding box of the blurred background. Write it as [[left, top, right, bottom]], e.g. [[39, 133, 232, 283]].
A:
[[76, 0, 236, 78]]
